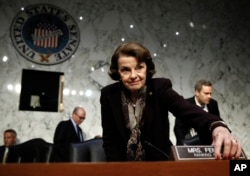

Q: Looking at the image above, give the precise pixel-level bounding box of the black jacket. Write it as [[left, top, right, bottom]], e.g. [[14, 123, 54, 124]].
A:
[[0, 146, 6, 163], [53, 119, 83, 162], [174, 96, 221, 145], [100, 78, 223, 161]]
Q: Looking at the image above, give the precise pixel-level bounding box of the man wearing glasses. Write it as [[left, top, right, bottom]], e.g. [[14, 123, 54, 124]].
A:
[[53, 106, 86, 162]]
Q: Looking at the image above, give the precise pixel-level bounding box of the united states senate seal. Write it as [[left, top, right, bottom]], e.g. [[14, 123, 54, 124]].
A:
[[10, 3, 80, 65]]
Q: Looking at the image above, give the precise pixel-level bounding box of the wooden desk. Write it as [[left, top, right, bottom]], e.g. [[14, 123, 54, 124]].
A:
[[0, 160, 229, 176]]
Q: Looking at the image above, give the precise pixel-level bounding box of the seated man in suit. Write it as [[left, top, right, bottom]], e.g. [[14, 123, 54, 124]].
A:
[[0, 129, 17, 163], [174, 80, 222, 145], [53, 106, 86, 162]]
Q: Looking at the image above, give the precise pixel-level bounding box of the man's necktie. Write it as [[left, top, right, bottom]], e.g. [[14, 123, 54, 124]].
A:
[[201, 105, 208, 112], [77, 126, 82, 142]]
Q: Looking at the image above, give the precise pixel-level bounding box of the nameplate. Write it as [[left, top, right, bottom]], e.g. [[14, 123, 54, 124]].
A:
[[170, 146, 247, 161]]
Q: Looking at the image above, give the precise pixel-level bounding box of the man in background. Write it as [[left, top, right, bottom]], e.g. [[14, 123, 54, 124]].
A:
[[0, 129, 17, 163], [174, 80, 222, 145], [53, 106, 86, 162]]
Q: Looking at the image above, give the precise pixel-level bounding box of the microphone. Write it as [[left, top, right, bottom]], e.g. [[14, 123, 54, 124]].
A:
[[143, 141, 169, 159]]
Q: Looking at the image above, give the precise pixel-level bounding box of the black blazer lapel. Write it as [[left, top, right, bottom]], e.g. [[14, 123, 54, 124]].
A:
[[109, 89, 128, 142], [143, 88, 155, 135]]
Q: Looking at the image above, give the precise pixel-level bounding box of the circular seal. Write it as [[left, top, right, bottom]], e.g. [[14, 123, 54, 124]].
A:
[[10, 3, 80, 65]]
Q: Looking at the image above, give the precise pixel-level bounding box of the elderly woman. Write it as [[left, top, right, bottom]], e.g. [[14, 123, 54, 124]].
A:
[[100, 42, 241, 161]]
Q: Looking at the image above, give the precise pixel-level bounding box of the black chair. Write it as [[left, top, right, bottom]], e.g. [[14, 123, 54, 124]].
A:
[[69, 138, 106, 162], [6, 138, 53, 163]]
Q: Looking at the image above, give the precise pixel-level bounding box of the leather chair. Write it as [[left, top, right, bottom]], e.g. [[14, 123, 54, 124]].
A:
[[69, 138, 106, 162], [6, 138, 53, 163]]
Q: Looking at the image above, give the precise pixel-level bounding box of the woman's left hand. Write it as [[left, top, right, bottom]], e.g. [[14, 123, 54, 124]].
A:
[[212, 126, 242, 159]]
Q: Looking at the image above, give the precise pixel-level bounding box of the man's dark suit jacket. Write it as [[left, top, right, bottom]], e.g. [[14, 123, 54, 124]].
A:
[[100, 78, 224, 161], [174, 96, 221, 145], [0, 146, 6, 163], [53, 119, 83, 162]]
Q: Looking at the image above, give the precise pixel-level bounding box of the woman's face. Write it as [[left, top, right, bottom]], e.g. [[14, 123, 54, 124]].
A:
[[118, 55, 147, 93]]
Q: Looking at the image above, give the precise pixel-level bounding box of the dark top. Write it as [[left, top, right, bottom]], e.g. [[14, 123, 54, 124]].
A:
[[53, 119, 83, 162], [0, 145, 6, 163], [174, 96, 221, 145], [100, 78, 224, 161]]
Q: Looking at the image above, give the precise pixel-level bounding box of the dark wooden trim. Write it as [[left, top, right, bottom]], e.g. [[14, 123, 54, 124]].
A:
[[0, 160, 229, 176]]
